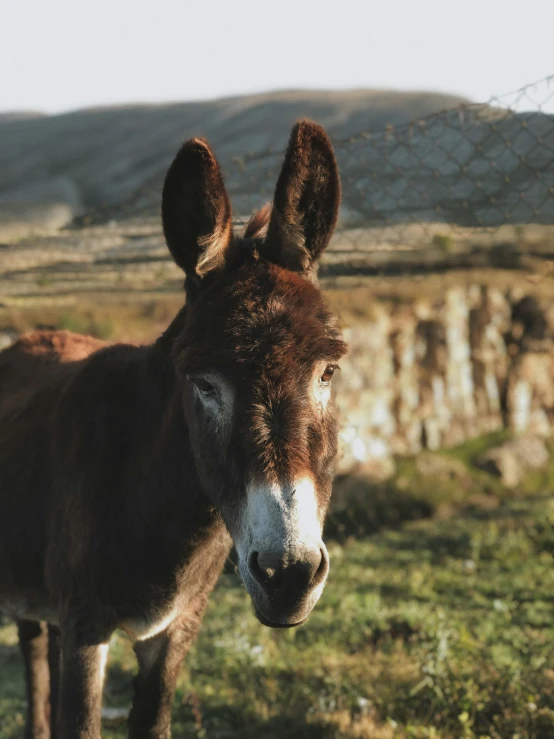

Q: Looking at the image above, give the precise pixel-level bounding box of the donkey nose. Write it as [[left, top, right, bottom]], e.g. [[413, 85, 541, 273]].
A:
[[248, 547, 328, 593]]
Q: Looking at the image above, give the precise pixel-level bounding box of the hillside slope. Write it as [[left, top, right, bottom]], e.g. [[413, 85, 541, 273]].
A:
[[0, 89, 468, 235]]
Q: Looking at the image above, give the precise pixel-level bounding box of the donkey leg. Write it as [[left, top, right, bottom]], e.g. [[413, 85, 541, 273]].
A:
[[128, 617, 203, 739], [47, 625, 61, 739], [58, 622, 110, 739], [17, 619, 51, 739]]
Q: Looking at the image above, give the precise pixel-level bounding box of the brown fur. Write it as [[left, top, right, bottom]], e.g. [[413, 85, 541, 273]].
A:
[[242, 201, 272, 240], [0, 120, 346, 738]]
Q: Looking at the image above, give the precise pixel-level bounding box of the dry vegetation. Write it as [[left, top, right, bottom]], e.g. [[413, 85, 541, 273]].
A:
[[2, 219, 554, 340]]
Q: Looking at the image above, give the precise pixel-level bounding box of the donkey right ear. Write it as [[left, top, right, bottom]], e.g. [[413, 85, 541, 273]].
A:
[[162, 138, 233, 284], [264, 120, 340, 274]]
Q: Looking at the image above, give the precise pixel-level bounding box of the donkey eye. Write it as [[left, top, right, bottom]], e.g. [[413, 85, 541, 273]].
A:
[[320, 365, 338, 385], [191, 377, 216, 396]]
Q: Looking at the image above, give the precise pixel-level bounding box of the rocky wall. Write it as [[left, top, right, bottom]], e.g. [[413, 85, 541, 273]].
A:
[[334, 285, 554, 476]]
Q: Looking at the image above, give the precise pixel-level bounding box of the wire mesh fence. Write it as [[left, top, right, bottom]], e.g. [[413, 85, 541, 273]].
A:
[[223, 75, 554, 279], [237, 77, 554, 222], [70, 75, 554, 286]]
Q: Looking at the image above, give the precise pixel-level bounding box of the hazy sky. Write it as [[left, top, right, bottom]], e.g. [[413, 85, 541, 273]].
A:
[[2, 0, 553, 113]]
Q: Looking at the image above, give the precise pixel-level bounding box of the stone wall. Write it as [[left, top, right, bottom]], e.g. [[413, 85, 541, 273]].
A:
[[334, 285, 554, 476]]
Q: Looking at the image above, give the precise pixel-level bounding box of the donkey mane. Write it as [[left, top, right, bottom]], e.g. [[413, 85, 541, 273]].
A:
[[242, 202, 272, 240]]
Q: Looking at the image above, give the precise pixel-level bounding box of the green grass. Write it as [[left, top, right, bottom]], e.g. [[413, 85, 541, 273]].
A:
[[432, 233, 456, 254], [2, 437, 554, 738]]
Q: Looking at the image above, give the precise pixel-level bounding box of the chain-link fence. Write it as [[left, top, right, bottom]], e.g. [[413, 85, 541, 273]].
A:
[[222, 76, 554, 281], [231, 76, 554, 224], [70, 75, 554, 286]]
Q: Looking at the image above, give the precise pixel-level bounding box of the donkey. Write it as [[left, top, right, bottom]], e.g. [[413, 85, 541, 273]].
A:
[[0, 120, 347, 738]]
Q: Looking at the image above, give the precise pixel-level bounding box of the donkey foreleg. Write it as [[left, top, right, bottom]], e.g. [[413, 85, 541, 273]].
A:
[[17, 619, 51, 739], [128, 615, 204, 739], [58, 618, 111, 739]]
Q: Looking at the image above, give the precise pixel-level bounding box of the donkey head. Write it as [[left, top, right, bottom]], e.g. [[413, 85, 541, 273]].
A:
[[162, 121, 347, 627]]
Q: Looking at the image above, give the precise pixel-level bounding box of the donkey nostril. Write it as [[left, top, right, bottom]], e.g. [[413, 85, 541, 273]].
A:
[[248, 551, 272, 586], [248, 551, 282, 587], [248, 551, 263, 584], [257, 551, 280, 578], [312, 548, 329, 588]]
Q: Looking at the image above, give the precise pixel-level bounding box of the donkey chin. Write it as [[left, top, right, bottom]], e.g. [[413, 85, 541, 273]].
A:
[[235, 478, 331, 628]]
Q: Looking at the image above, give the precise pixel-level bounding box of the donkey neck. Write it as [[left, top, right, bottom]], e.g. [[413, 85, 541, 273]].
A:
[[124, 307, 215, 523]]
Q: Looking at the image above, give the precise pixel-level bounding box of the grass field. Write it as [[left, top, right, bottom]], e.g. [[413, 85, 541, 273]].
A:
[[1, 435, 553, 739]]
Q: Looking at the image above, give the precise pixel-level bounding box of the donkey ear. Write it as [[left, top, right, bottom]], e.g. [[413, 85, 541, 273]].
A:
[[162, 138, 233, 282], [265, 120, 341, 273]]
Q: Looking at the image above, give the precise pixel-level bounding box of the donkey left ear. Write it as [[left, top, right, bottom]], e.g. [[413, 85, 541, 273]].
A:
[[162, 137, 233, 284], [265, 120, 341, 273]]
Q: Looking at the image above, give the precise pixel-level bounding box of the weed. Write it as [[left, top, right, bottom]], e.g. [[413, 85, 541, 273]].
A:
[[432, 233, 455, 253]]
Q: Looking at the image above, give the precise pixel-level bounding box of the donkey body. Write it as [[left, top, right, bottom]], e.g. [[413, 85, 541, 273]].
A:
[[0, 121, 346, 738]]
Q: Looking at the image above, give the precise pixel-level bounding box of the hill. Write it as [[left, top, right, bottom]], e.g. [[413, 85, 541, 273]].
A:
[[0, 89, 469, 237]]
